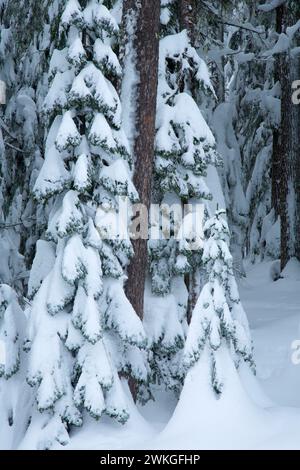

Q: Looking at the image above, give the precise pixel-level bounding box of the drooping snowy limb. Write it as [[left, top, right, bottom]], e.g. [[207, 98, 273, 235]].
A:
[[26, 0, 148, 449], [258, 0, 287, 12], [183, 210, 254, 396]]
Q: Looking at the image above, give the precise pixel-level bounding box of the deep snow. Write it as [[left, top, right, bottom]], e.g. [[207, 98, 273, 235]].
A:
[[2, 260, 300, 450], [58, 259, 300, 450], [240, 259, 300, 409]]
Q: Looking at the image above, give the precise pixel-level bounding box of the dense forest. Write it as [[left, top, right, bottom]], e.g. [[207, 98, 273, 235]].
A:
[[0, 0, 299, 450]]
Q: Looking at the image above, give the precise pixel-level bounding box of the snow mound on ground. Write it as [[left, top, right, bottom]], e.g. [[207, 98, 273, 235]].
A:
[[269, 260, 281, 282], [149, 345, 300, 450], [282, 258, 300, 281]]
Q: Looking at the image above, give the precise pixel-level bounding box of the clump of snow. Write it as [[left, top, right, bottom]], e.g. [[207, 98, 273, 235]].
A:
[[270, 260, 282, 282], [282, 258, 300, 281]]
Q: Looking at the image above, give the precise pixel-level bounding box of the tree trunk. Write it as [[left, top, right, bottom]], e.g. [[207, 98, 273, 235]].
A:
[[278, 4, 300, 269], [179, 0, 197, 44], [215, 2, 225, 103], [122, 1, 160, 317], [294, 54, 300, 263], [271, 6, 284, 217], [179, 0, 200, 323]]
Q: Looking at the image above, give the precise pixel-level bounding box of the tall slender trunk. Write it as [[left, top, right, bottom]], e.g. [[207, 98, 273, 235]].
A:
[[215, 2, 225, 103], [122, 1, 160, 318], [179, 0, 197, 43], [278, 4, 300, 269], [179, 0, 199, 323], [271, 6, 283, 217], [294, 54, 300, 262]]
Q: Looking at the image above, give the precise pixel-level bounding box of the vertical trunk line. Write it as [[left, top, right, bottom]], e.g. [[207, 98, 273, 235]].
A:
[[123, 0, 160, 322]]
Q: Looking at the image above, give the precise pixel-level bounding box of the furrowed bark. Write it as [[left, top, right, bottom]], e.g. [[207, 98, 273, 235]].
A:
[[122, 0, 160, 320], [277, 4, 300, 269], [122, 0, 160, 399], [271, 5, 283, 218], [179, 0, 197, 44]]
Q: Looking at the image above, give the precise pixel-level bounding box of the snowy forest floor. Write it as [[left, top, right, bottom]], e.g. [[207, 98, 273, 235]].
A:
[[241, 259, 300, 409], [60, 260, 300, 451]]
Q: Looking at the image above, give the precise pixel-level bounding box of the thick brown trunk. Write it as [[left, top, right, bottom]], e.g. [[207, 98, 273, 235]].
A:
[[123, 0, 160, 323], [122, 0, 160, 402]]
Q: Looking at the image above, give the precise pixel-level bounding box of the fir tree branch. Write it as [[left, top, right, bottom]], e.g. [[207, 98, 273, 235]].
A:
[[0, 117, 18, 140], [4, 141, 28, 154], [0, 216, 36, 230], [200, 1, 265, 35]]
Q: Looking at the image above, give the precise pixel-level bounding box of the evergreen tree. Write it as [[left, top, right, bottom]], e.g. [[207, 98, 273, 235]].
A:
[[204, 1, 282, 267], [0, 284, 24, 379], [0, 284, 29, 449], [0, 0, 49, 294], [230, 2, 280, 263], [266, 0, 300, 269], [183, 209, 254, 394], [146, 0, 219, 394], [25, 0, 148, 449]]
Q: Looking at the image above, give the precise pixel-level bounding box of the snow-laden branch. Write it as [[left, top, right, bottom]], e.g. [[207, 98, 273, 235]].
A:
[[258, 0, 287, 12], [0, 117, 29, 153], [262, 20, 300, 57], [0, 117, 17, 140], [4, 141, 27, 153], [0, 216, 36, 230], [201, 0, 265, 35]]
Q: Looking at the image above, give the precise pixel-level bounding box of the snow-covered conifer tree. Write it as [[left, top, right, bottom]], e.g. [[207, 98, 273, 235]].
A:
[[0, 285, 24, 380], [0, 284, 30, 449], [228, 5, 281, 263], [208, 1, 282, 265], [183, 209, 254, 395], [146, 1, 219, 394], [25, 0, 148, 449], [0, 0, 50, 293]]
